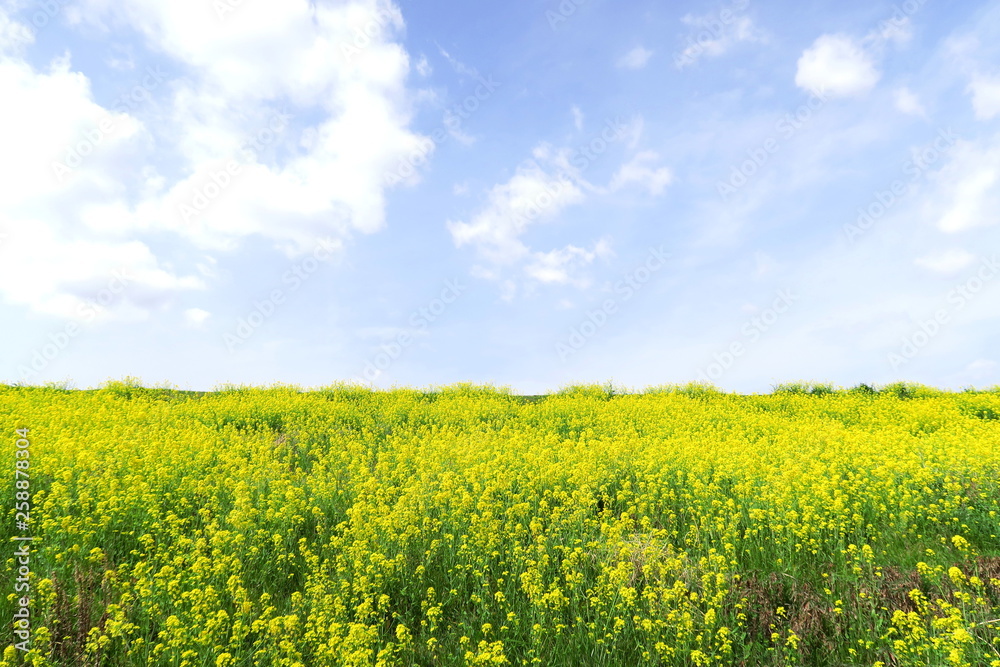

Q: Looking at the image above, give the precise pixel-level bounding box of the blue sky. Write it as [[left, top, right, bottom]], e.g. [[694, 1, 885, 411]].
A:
[[1, 0, 998, 393]]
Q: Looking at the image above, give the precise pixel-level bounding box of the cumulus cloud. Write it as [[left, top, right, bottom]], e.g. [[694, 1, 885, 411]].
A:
[[0, 218, 203, 319], [795, 34, 880, 97], [796, 14, 919, 100], [0, 0, 427, 318], [0, 43, 203, 318]]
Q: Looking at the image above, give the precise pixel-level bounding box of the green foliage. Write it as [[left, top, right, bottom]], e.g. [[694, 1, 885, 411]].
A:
[[555, 382, 618, 400], [425, 382, 513, 397], [771, 381, 836, 396], [644, 382, 725, 399], [880, 381, 942, 399]]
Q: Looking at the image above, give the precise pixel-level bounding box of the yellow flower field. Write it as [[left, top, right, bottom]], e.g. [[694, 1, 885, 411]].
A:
[[2, 381, 999, 666]]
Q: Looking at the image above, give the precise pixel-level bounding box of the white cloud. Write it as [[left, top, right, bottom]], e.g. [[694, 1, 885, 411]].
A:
[[0, 219, 203, 319], [877, 16, 912, 46], [925, 136, 1000, 233], [436, 43, 479, 79], [104, 43, 136, 71], [446, 160, 585, 265], [449, 114, 663, 290], [795, 34, 880, 97], [73, 0, 423, 249], [941, 24, 1000, 121], [184, 307, 211, 327], [571, 105, 584, 131], [625, 115, 644, 150], [676, 12, 765, 69], [967, 74, 1000, 120], [444, 119, 476, 146], [0, 0, 428, 318], [524, 241, 612, 287], [415, 53, 431, 77], [0, 42, 203, 318], [609, 151, 673, 195], [914, 249, 975, 274], [0, 8, 32, 55], [893, 86, 925, 116], [617, 46, 652, 70]]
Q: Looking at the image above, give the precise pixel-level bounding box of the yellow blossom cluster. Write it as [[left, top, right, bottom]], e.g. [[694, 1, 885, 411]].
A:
[[0, 381, 998, 665]]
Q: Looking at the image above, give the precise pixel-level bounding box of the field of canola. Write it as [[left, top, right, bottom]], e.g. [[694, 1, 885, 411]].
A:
[[1, 381, 1000, 666]]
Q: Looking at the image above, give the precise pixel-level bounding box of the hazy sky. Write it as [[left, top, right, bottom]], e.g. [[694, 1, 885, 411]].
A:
[[1, 0, 998, 393]]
